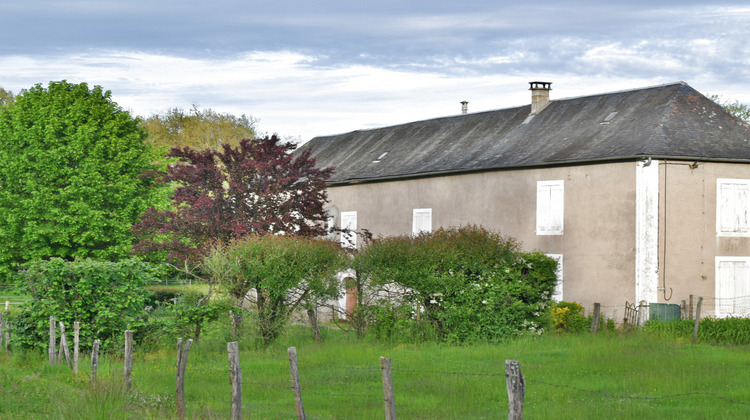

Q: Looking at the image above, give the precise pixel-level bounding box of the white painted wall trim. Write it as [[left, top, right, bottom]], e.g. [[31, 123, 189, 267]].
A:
[[635, 160, 660, 310]]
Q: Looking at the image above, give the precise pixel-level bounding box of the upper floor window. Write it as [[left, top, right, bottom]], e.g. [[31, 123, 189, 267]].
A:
[[537, 180, 564, 235], [717, 178, 750, 236]]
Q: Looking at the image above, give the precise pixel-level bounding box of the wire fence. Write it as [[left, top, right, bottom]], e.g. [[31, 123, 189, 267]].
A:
[[590, 294, 750, 327], [3, 320, 750, 419], [3, 294, 750, 418], [695, 295, 750, 318]]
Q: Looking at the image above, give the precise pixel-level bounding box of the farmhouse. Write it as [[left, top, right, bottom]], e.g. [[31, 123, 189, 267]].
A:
[[298, 81, 750, 320]]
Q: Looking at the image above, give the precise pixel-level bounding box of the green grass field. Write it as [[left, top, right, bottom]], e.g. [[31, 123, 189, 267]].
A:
[[0, 326, 748, 419]]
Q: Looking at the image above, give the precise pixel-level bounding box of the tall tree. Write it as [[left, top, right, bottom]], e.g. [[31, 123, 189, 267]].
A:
[[0, 81, 167, 280], [141, 105, 257, 150], [0, 86, 14, 106], [708, 94, 750, 122], [132, 136, 334, 264]]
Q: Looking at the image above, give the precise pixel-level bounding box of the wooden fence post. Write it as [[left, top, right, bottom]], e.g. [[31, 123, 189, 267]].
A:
[[227, 342, 242, 420], [591, 303, 601, 334], [58, 322, 72, 368], [692, 296, 703, 344], [73, 322, 80, 375], [0, 313, 4, 348], [680, 300, 687, 319], [3, 317, 8, 356], [689, 294, 694, 320], [380, 356, 396, 420], [288, 346, 306, 420], [124, 330, 134, 392], [176, 338, 193, 420], [49, 316, 56, 364], [505, 360, 525, 420], [637, 300, 648, 326], [90, 339, 100, 383]]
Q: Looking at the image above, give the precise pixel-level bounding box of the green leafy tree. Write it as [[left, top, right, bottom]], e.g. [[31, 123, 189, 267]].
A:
[[708, 94, 750, 122], [0, 86, 14, 106], [203, 234, 347, 345], [142, 105, 257, 151], [11, 258, 155, 351], [0, 81, 168, 280]]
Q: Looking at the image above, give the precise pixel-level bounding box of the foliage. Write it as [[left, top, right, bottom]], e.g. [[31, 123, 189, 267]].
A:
[[0, 81, 167, 280], [203, 234, 347, 345], [10, 258, 155, 351], [551, 301, 589, 333], [707, 93, 750, 122], [132, 135, 334, 264], [355, 226, 558, 343], [141, 105, 257, 151], [0, 86, 14, 106], [643, 317, 750, 344]]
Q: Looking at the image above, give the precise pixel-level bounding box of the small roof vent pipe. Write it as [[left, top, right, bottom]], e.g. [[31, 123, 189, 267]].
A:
[[460, 100, 468, 115], [529, 81, 552, 115]]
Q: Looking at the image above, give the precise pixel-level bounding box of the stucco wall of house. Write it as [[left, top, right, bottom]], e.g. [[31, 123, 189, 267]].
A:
[[659, 160, 750, 315], [326, 161, 639, 319]]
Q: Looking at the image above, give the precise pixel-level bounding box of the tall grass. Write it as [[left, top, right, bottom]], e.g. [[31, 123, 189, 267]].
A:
[[1, 328, 749, 419], [644, 317, 750, 344]]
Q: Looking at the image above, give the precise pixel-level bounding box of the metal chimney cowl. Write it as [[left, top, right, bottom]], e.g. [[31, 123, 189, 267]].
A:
[[529, 81, 552, 115]]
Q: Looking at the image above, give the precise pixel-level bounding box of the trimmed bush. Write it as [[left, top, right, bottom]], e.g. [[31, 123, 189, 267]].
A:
[[355, 225, 558, 343]]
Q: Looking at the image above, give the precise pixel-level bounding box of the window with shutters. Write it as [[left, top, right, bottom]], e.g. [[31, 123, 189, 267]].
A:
[[717, 179, 750, 236], [536, 180, 564, 235], [715, 256, 750, 317], [547, 254, 563, 301], [340, 211, 357, 249], [412, 208, 432, 235]]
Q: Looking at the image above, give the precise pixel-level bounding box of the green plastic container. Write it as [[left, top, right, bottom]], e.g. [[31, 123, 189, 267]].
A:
[[649, 303, 681, 321]]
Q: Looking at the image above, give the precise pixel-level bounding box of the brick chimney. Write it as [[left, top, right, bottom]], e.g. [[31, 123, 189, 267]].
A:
[[460, 100, 468, 115], [529, 81, 552, 114]]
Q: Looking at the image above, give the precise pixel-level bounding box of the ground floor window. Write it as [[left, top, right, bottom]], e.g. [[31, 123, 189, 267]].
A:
[[546, 254, 563, 301], [715, 256, 750, 317]]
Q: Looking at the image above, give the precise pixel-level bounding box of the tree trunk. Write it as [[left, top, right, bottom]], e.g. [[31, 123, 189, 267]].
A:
[[193, 320, 202, 343], [307, 308, 321, 342], [230, 310, 243, 339]]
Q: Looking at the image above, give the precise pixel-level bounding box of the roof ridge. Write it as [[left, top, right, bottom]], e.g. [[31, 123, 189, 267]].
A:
[[551, 81, 688, 104]]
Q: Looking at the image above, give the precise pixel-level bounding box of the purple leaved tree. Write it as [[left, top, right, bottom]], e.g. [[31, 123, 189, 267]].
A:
[[132, 135, 335, 266]]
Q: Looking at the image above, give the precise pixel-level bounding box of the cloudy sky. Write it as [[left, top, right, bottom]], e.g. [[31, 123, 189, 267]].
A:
[[1, 1, 749, 142]]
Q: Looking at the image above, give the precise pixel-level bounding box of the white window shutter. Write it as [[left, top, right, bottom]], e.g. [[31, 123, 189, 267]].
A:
[[537, 185, 551, 234], [412, 208, 432, 235], [715, 257, 750, 317], [547, 254, 563, 301], [717, 179, 750, 236], [340, 211, 357, 248], [549, 183, 564, 232], [718, 183, 734, 233], [735, 261, 749, 314], [736, 183, 749, 233], [537, 180, 563, 235]]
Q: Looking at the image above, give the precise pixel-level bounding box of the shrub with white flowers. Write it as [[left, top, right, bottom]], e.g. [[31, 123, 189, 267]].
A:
[[355, 225, 558, 343]]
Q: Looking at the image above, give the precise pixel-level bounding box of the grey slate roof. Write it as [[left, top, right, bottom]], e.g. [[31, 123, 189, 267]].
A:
[[297, 82, 750, 185]]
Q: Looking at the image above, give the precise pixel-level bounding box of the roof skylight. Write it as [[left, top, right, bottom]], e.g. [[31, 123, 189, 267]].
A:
[[372, 152, 389, 163], [601, 111, 619, 124]]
